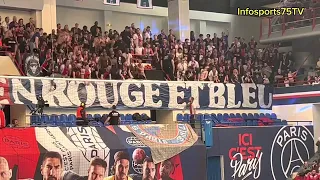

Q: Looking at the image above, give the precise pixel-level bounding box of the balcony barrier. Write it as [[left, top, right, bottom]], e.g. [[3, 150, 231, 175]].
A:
[[260, 7, 320, 39]]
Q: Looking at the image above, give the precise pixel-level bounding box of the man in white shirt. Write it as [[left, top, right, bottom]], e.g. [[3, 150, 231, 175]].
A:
[[134, 42, 144, 55], [188, 56, 199, 69], [2, 17, 9, 33]]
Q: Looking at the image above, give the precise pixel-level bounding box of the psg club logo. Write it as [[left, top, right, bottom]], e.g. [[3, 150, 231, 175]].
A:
[[270, 126, 314, 180], [25, 55, 41, 77], [66, 127, 110, 162]]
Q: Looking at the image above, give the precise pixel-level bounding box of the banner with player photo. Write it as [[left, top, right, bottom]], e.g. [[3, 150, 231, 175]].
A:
[[0, 124, 206, 180], [137, 0, 153, 9], [207, 126, 315, 180], [103, 0, 120, 6]]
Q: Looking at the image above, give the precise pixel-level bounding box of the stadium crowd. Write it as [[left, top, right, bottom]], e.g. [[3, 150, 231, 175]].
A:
[[0, 15, 298, 85]]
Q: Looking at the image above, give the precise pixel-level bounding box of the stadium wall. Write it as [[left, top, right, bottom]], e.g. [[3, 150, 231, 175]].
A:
[[0, 0, 260, 44]]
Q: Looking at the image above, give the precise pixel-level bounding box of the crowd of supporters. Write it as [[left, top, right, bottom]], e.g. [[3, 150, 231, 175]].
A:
[[0, 15, 299, 84]]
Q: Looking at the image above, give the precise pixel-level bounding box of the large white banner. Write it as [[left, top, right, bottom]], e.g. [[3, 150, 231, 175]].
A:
[[35, 127, 110, 176], [137, 0, 153, 9]]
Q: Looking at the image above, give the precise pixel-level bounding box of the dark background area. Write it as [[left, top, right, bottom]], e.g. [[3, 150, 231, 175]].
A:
[[120, 0, 279, 14]]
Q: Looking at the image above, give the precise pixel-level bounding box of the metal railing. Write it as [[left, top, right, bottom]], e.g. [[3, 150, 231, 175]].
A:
[[260, 7, 320, 39]]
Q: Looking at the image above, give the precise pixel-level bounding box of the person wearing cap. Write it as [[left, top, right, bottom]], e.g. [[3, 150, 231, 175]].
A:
[[104, 151, 132, 180], [76, 102, 88, 126]]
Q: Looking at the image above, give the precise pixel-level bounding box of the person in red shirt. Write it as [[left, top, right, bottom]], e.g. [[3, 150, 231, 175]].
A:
[[306, 170, 319, 180], [76, 103, 88, 126], [0, 105, 6, 128], [184, 97, 196, 128]]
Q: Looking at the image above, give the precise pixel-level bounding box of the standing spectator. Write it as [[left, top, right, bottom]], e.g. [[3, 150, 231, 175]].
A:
[[8, 16, 18, 30], [3, 30, 17, 54], [90, 21, 101, 37], [1, 17, 9, 32]]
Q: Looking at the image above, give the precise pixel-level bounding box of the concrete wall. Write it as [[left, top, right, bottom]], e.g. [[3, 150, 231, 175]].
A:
[[0, 0, 44, 10], [56, 0, 260, 42]]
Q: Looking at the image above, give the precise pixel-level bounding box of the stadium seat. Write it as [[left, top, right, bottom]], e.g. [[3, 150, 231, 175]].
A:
[[197, 113, 204, 121], [48, 115, 59, 126], [266, 113, 271, 118], [259, 113, 266, 117], [253, 113, 260, 119], [30, 115, 40, 126], [235, 113, 242, 118], [242, 113, 248, 120], [252, 120, 259, 126], [183, 114, 190, 122], [87, 114, 93, 120], [229, 113, 236, 118], [271, 113, 277, 120], [120, 114, 125, 121], [222, 113, 229, 122], [247, 113, 254, 120], [176, 114, 184, 121], [58, 114, 68, 126], [125, 114, 133, 121], [217, 113, 223, 122], [211, 114, 219, 123], [67, 114, 77, 126], [94, 114, 102, 121], [41, 115, 50, 125], [203, 114, 211, 121]]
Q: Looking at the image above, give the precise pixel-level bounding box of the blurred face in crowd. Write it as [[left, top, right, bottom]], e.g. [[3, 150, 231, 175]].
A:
[[88, 165, 105, 180], [0, 157, 12, 180], [41, 157, 62, 180], [160, 160, 173, 179], [5, 17, 9, 23], [115, 159, 129, 180], [13, 16, 17, 22], [142, 161, 156, 180]]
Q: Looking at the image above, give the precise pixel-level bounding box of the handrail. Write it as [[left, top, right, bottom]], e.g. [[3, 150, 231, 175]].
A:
[[0, 47, 25, 76], [261, 7, 320, 38]]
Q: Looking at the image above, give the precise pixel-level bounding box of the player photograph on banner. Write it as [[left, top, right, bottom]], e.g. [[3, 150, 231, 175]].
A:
[[137, 0, 153, 9], [104, 0, 120, 6]]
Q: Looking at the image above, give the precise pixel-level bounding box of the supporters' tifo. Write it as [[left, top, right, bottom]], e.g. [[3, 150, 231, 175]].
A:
[[0, 1, 320, 180]]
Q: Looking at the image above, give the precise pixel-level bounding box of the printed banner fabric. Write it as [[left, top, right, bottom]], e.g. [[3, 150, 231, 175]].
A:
[[0, 77, 273, 109], [207, 126, 315, 180], [0, 125, 206, 180], [127, 124, 198, 164]]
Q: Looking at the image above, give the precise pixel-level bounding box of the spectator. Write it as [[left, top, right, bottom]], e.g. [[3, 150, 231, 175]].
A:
[[0, 16, 291, 84], [1, 17, 9, 32], [263, 74, 270, 85], [3, 30, 17, 53]]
